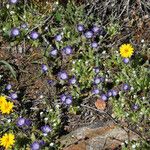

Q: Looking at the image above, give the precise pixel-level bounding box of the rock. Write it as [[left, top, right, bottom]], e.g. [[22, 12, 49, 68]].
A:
[[64, 142, 86, 150], [60, 120, 139, 150]]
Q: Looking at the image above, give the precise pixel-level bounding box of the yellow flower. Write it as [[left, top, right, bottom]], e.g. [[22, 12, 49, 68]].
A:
[[119, 44, 134, 58], [0, 133, 15, 149], [0, 96, 7, 105], [0, 101, 14, 114]]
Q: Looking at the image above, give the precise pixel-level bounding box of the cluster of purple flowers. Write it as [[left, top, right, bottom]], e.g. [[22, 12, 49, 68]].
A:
[[17, 117, 31, 127], [60, 94, 72, 105], [107, 89, 117, 97], [49, 45, 73, 58], [122, 83, 130, 91], [101, 89, 118, 101], [11, 27, 39, 40], [77, 24, 105, 37], [92, 84, 131, 101], [5, 84, 19, 100], [92, 73, 118, 101], [10, 22, 28, 37], [92, 65, 131, 101], [92, 89, 118, 101], [58, 71, 77, 86], [29, 124, 51, 149], [76, 24, 106, 49]]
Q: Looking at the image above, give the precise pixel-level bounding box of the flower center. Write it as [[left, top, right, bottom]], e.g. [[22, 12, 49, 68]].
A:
[[4, 103, 9, 110], [124, 49, 129, 53], [5, 136, 10, 146]]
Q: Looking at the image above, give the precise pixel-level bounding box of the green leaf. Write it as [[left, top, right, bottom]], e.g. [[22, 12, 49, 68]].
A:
[[54, 12, 62, 22], [0, 60, 17, 79], [31, 133, 36, 141]]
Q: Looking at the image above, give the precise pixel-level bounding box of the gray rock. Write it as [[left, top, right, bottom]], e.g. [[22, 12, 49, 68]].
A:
[[60, 120, 139, 150]]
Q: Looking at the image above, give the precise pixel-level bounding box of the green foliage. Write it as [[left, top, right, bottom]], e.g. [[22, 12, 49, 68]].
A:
[[0, 60, 17, 79], [0, 0, 149, 149]]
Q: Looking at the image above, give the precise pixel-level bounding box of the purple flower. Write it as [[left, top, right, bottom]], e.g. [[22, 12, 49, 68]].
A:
[[17, 117, 26, 127], [133, 104, 139, 110], [94, 77, 101, 84], [107, 90, 112, 97], [84, 31, 93, 39], [122, 84, 130, 91], [69, 77, 77, 85], [21, 23, 28, 29], [58, 71, 68, 80], [39, 140, 45, 146], [41, 64, 48, 72], [63, 46, 72, 55], [65, 96, 72, 105], [100, 27, 106, 36], [11, 28, 20, 37], [41, 125, 52, 133], [91, 42, 98, 48], [25, 119, 31, 126], [92, 88, 100, 95], [92, 26, 100, 34], [31, 142, 40, 150], [47, 80, 55, 86], [30, 31, 39, 40], [77, 24, 84, 32], [101, 94, 108, 101], [9, 0, 18, 4], [10, 92, 18, 100], [50, 49, 58, 57], [60, 94, 72, 105], [55, 34, 62, 42], [123, 58, 129, 64], [93, 67, 100, 74], [6, 84, 12, 90], [100, 77, 105, 82], [111, 90, 117, 96], [60, 94, 67, 102]]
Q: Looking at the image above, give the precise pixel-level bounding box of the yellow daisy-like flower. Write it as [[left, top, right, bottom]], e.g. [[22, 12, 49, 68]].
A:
[[0, 96, 7, 105], [0, 133, 15, 149], [0, 101, 14, 114], [119, 44, 134, 58]]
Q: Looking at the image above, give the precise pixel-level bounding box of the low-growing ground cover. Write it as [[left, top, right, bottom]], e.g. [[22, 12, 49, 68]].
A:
[[0, 0, 149, 149]]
